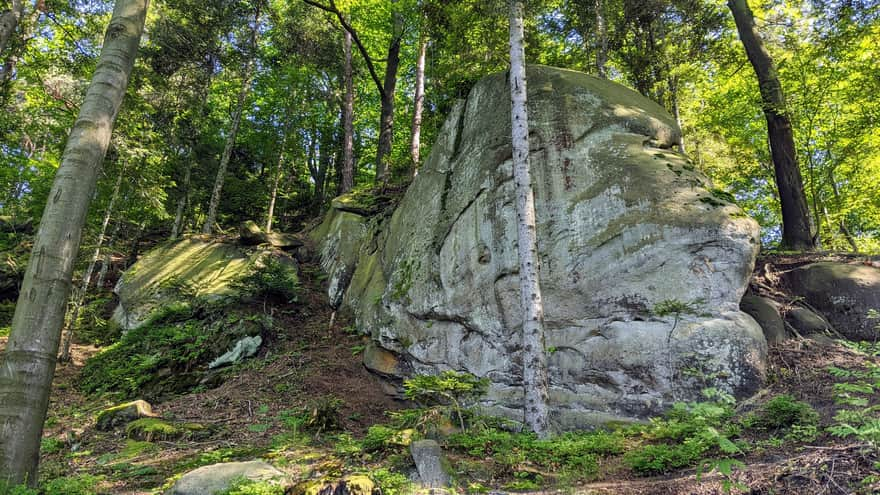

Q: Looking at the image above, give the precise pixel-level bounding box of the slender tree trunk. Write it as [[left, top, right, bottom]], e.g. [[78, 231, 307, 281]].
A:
[[410, 34, 427, 174], [508, 0, 550, 438], [202, 7, 260, 234], [728, 0, 814, 250], [95, 218, 121, 290], [375, 19, 401, 186], [595, 0, 607, 78], [341, 29, 355, 193], [0, 0, 24, 57], [0, 0, 147, 485], [59, 162, 126, 362], [170, 160, 191, 240], [668, 76, 685, 153], [828, 169, 859, 252], [265, 133, 287, 233]]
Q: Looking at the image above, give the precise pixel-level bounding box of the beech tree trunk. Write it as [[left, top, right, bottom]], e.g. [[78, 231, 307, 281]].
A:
[[410, 34, 427, 174], [95, 218, 121, 290], [508, 0, 550, 438], [0, 0, 148, 485], [203, 8, 260, 234], [728, 0, 815, 250], [0, 0, 24, 57], [170, 160, 191, 240], [59, 162, 126, 362], [340, 29, 355, 193]]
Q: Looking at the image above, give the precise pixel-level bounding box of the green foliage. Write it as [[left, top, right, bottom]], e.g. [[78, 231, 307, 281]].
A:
[[41, 475, 105, 495], [80, 302, 268, 398], [754, 395, 820, 431], [369, 468, 411, 495], [219, 478, 284, 495], [0, 482, 39, 495], [652, 298, 705, 317], [234, 257, 299, 303]]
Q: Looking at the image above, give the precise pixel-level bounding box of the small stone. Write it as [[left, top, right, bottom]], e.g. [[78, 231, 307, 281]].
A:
[[239, 220, 265, 245], [740, 292, 786, 344], [410, 439, 450, 488], [208, 335, 262, 369], [96, 400, 156, 431], [786, 307, 832, 336], [166, 460, 285, 495]]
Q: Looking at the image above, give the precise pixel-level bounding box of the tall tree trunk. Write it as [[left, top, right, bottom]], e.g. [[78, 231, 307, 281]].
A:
[[595, 0, 607, 78], [410, 34, 427, 174], [375, 12, 402, 186], [170, 160, 191, 240], [0, 0, 147, 485], [0, 0, 24, 57], [265, 132, 288, 233], [59, 162, 126, 362], [202, 7, 260, 234], [340, 29, 355, 193], [828, 169, 859, 252], [668, 76, 685, 153], [95, 218, 121, 290], [508, 0, 550, 438], [728, 0, 814, 250]]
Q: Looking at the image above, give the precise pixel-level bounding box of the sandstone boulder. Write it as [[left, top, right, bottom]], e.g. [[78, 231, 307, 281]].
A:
[[782, 262, 880, 340], [166, 460, 285, 495], [314, 66, 766, 428]]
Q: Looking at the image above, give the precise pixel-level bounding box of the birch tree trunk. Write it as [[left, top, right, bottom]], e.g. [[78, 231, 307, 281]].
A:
[[59, 162, 126, 362], [595, 0, 608, 78], [265, 133, 288, 233], [202, 7, 260, 234], [728, 0, 815, 250], [508, 0, 550, 438], [410, 34, 427, 174], [340, 29, 355, 193], [0, 0, 24, 57], [0, 0, 148, 484]]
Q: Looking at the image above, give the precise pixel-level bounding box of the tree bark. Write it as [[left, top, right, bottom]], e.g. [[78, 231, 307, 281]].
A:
[[0, 0, 24, 57], [410, 33, 427, 174], [728, 0, 814, 250], [375, 8, 402, 186], [508, 0, 550, 438], [668, 76, 685, 153], [0, 0, 147, 485], [170, 160, 191, 240], [594, 0, 607, 78], [95, 218, 121, 290], [59, 162, 126, 363], [202, 7, 260, 234], [340, 29, 355, 193], [265, 132, 288, 233]]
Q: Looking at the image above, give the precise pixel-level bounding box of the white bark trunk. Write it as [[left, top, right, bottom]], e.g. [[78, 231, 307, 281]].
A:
[[0, 0, 24, 57], [59, 162, 125, 362], [410, 34, 427, 173], [508, 0, 550, 438], [203, 9, 260, 234], [0, 0, 148, 485], [265, 133, 287, 233], [341, 29, 354, 193]]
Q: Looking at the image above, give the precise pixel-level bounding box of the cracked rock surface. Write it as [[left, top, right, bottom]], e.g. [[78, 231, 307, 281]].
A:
[[312, 65, 766, 429]]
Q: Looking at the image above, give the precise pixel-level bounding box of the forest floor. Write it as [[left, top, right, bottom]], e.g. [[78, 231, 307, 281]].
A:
[[1, 254, 879, 494]]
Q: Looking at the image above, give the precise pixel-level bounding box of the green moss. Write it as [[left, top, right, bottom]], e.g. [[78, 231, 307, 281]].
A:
[[389, 258, 415, 303], [125, 418, 205, 441]]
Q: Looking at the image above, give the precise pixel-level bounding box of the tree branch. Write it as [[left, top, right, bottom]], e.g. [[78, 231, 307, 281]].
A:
[[302, 0, 386, 99]]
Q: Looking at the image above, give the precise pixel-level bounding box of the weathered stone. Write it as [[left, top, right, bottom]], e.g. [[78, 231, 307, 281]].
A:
[[166, 460, 285, 495], [208, 335, 263, 369], [239, 220, 265, 245], [314, 65, 765, 427], [96, 400, 156, 431], [740, 292, 786, 344], [782, 262, 880, 340], [411, 440, 451, 488], [112, 238, 264, 330], [786, 307, 832, 336], [264, 232, 303, 250]]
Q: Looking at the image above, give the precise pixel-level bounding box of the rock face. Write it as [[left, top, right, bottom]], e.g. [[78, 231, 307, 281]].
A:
[[313, 66, 766, 428], [166, 460, 285, 495], [112, 237, 278, 330], [782, 262, 880, 340]]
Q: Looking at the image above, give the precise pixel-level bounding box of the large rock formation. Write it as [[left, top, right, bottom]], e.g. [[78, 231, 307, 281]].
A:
[[313, 66, 766, 428]]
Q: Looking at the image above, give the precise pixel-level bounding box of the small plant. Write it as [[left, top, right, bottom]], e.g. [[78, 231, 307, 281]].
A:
[[755, 394, 819, 431], [652, 298, 705, 317], [403, 371, 489, 430], [220, 477, 284, 495], [235, 257, 299, 303]]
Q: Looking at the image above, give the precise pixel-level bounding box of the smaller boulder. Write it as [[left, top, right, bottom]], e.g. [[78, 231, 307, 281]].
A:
[[166, 460, 285, 495], [410, 439, 451, 488], [208, 335, 263, 369], [264, 232, 304, 250], [786, 307, 832, 336], [740, 292, 786, 345], [239, 221, 265, 245], [96, 400, 156, 431]]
